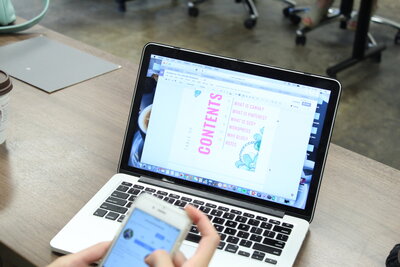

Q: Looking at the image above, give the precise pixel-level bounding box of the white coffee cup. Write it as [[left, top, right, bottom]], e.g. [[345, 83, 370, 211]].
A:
[[0, 70, 13, 144]]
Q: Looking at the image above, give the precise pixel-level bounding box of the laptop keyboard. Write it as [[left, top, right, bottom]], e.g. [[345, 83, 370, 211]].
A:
[[93, 181, 294, 265]]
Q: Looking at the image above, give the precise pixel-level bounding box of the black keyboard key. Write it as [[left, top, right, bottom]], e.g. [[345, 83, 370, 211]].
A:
[[237, 231, 249, 239], [166, 198, 175, 204], [220, 234, 227, 241], [231, 209, 242, 215], [206, 203, 217, 208], [238, 251, 250, 257], [193, 200, 204, 205], [181, 197, 192, 202], [116, 185, 129, 192], [256, 215, 268, 221], [146, 188, 159, 193], [225, 244, 238, 253], [223, 213, 235, 220], [273, 225, 292, 235], [218, 242, 226, 250], [126, 202, 133, 208], [238, 223, 250, 231], [263, 230, 276, 238], [128, 195, 136, 202], [186, 233, 201, 243], [174, 200, 187, 207], [117, 215, 125, 222], [224, 227, 237, 235], [128, 188, 140, 195], [190, 226, 199, 234], [225, 220, 237, 228], [260, 222, 273, 230], [105, 212, 119, 220], [133, 184, 144, 189], [93, 209, 107, 217], [277, 234, 289, 242], [211, 209, 223, 217], [248, 219, 260, 226], [253, 243, 282, 256], [212, 217, 225, 225], [282, 222, 294, 228], [239, 240, 252, 248], [250, 234, 262, 242], [199, 206, 211, 213], [235, 216, 247, 223], [105, 197, 127, 206], [169, 193, 180, 199], [250, 227, 263, 235], [226, 236, 239, 244], [157, 190, 168, 196], [207, 215, 213, 221], [154, 195, 164, 200], [111, 191, 129, 200], [263, 237, 286, 249], [218, 206, 229, 212], [265, 258, 278, 265], [243, 212, 255, 218], [269, 219, 280, 225], [100, 202, 128, 214], [251, 251, 265, 261], [214, 225, 224, 233], [121, 181, 132, 187]]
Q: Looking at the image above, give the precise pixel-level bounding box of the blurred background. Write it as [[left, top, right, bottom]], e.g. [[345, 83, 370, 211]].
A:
[[12, 0, 400, 169]]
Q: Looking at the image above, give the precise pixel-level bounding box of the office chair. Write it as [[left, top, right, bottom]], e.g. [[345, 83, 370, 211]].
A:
[[187, 0, 258, 29], [283, 0, 400, 46], [188, 0, 299, 29]]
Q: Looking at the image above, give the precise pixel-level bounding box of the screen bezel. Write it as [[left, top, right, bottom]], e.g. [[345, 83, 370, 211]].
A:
[[119, 43, 341, 222]]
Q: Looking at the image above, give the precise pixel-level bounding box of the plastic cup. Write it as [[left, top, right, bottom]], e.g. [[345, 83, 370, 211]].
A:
[[0, 70, 13, 144]]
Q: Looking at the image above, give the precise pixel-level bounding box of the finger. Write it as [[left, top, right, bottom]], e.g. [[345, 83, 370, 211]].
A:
[[185, 205, 220, 265], [172, 251, 187, 266], [145, 250, 175, 267], [72, 241, 111, 264]]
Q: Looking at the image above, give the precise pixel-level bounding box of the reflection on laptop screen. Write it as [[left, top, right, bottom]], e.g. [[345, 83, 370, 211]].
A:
[[128, 55, 331, 210]]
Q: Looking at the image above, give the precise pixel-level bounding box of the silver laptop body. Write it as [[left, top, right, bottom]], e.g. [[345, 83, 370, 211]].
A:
[[51, 43, 341, 267]]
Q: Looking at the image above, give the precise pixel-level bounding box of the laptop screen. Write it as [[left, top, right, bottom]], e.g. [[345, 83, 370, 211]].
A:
[[120, 44, 340, 219]]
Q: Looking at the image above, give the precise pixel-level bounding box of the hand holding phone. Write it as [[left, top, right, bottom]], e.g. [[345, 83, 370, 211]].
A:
[[100, 193, 192, 267], [47, 198, 220, 267], [145, 205, 220, 267]]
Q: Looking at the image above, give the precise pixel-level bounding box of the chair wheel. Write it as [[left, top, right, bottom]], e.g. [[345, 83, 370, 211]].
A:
[[116, 0, 126, 12], [395, 30, 400, 45], [188, 7, 199, 17], [283, 7, 292, 17], [289, 14, 301, 25], [295, 35, 306, 45], [244, 18, 257, 29]]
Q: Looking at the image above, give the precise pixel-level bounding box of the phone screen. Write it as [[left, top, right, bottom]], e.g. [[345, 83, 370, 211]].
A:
[[102, 208, 181, 267]]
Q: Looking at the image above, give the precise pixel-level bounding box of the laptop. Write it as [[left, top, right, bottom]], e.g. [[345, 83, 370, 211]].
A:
[[50, 43, 341, 266]]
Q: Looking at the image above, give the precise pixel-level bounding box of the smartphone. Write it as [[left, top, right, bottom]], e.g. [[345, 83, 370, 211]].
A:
[[100, 193, 192, 267]]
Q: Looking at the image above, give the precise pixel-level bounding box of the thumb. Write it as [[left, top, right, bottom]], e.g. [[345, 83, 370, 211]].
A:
[[145, 250, 175, 267]]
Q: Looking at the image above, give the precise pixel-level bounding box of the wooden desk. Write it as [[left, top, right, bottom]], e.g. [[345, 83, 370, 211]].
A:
[[0, 24, 399, 267]]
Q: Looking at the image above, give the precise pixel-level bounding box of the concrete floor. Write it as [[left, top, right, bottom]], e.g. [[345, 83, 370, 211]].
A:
[[12, 0, 400, 169]]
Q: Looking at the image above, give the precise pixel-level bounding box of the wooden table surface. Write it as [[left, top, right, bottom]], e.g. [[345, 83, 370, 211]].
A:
[[0, 23, 399, 267]]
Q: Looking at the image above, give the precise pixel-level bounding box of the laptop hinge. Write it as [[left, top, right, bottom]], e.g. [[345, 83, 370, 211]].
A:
[[139, 176, 285, 218]]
